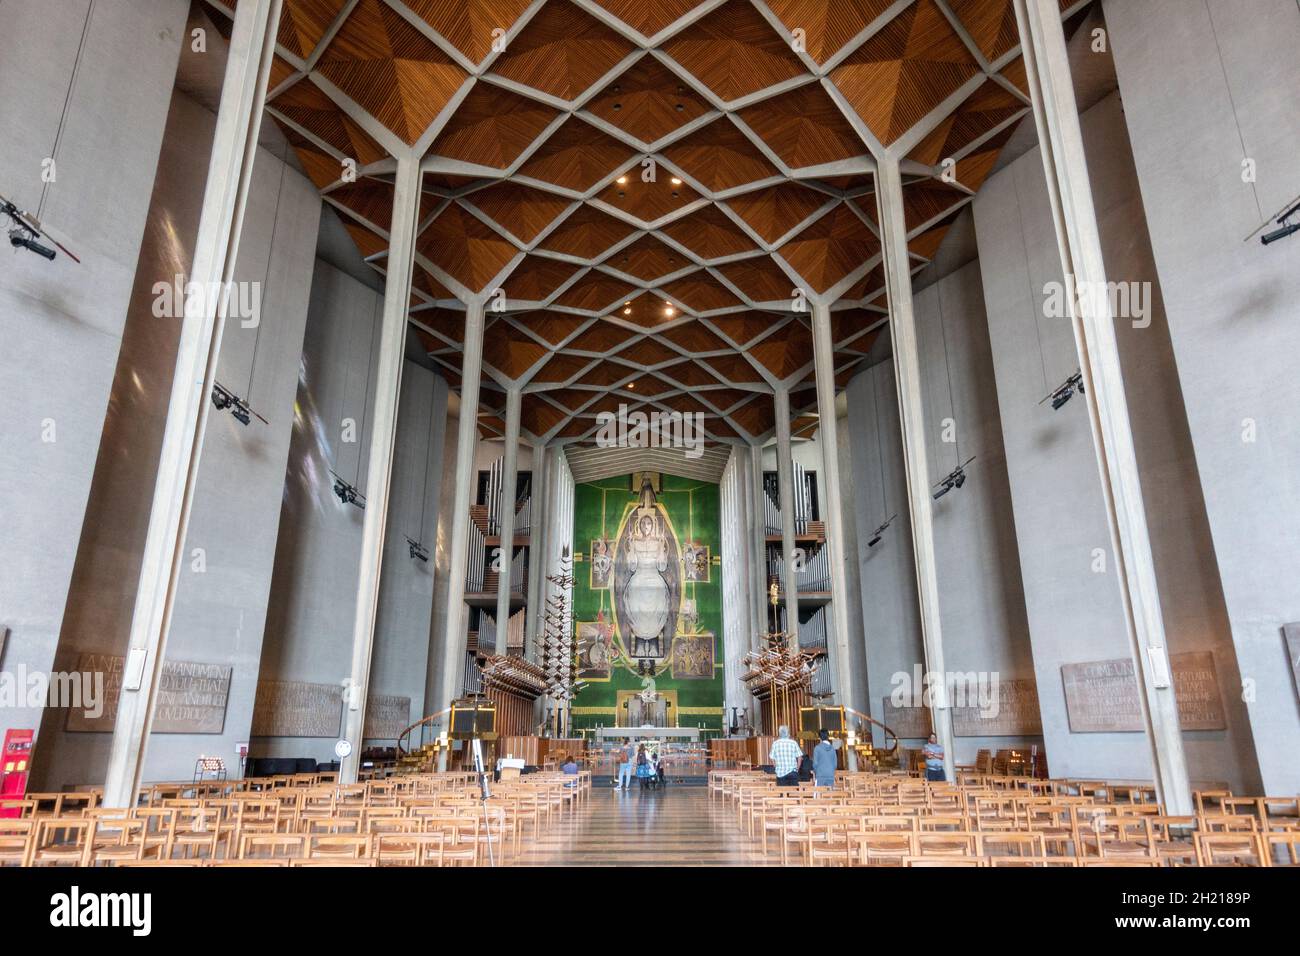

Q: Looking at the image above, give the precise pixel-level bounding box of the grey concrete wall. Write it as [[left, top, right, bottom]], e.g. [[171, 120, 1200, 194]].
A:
[[0, 0, 188, 754], [32, 88, 321, 788], [844, 261, 1037, 763], [1105, 0, 1297, 794], [973, 88, 1259, 789], [258, 260, 448, 762]]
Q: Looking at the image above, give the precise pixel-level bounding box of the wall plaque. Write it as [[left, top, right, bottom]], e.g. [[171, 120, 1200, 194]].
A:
[[251, 681, 342, 737], [881, 697, 932, 739], [952, 678, 1043, 737], [1062, 651, 1226, 733], [67, 653, 231, 733], [363, 694, 411, 739]]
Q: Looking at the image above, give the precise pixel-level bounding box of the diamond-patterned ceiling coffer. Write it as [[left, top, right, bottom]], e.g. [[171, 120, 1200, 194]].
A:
[[594, 174, 701, 226], [314, 0, 469, 144], [715, 256, 798, 303], [402, 0, 536, 65], [737, 82, 868, 168], [907, 79, 1025, 166], [585, 56, 712, 145], [661, 275, 742, 312], [417, 203, 519, 292], [709, 311, 783, 347], [591, 0, 709, 39], [553, 272, 638, 311], [662, 0, 805, 103], [500, 255, 581, 301], [779, 203, 880, 293], [276, 0, 348, 59], [600, 235, 695, 283], [483, 322, 550, 377], [658, 360, 723, 389], [509, 311, 589, 346], [271, 79, 386, 164], [763, 0, 898, 65], [538, 205, 638, 259], [489, 2, 637, 101], [726, 183, 830, 244], [517, 116, 638, 192], [658, 205, 760, 260], [462, 182, 574, 244], [661, 117, 782, 192], [830, 0, 981, 145], [427, 81, 560, 168]]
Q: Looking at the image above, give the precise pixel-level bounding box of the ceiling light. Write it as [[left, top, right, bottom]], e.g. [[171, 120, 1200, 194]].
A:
[[627, 382, 635, 389], [670, 177, 682, 185], [617, 175, 628, 185], [664, 306, 675, 317], [623, 307, 632, 315]]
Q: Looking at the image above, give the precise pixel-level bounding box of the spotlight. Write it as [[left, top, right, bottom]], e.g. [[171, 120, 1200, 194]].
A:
[[670, 177, 682, 185], [1040, 369, 1085, 411], [932, 457, 975, 500], [406, 536, 429, 562], [617, 175, 628, 185], [866, 514, 896, 548], [2, 192, 80, 263], [1260, 197, 1300, 246], [329, 470, 366, 510], [211, 381, 267, 425]]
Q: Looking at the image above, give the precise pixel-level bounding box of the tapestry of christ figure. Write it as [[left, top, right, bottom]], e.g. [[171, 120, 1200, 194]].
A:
[[612, 479, 681, 662]]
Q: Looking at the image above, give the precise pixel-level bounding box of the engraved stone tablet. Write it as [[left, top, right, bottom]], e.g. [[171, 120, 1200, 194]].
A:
[[67, 653, 231, 733], [881, 697, 932, 739], [1062, 652, 1226, 732], [363, 694, 411, 739], [251, 681, 342, 737], [952, 678, 1043, 737]]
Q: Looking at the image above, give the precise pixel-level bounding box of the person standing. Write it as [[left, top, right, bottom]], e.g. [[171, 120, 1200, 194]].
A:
[[615, 743, 634, 791], [769, 725, 802, 786], [923, 733, 945, 782], [811, 729, 837, 787]]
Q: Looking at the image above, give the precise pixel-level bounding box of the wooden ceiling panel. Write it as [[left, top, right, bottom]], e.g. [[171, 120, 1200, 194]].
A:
[[660, 117, 782, 192], [726, 182, 830, 243], [702, 353, 765, 384], [516, 116, 638, 192], [714, 256, 797, 303], [830, 307, 881, 344], [907, 79, 1025, 166], [533, 352, 595, 383], [600, 235, 695, 283], [326, 177, 398, 231], [482, 322, 549, 378], [903, 179, 969, 231], [417, 203, 519, 292], [779, 202, 880, 293], [414, 306, 468, 345], [709, 311, 783, 346], [763, 0, 898, 65], [657, 205, 759, 260], [519, 395, 569, 435], [613, 337, 687, 366], [830, 0, 981, 145], [659, 274, 742, 312], [737, 81, 869, 168], [278, 122, 347, 189], [576, 361, 637, 388], [402, 0, 535, 65], [749, 320, 813, 379], [538, 204, 638, 258], [594, 175, 700, 225], [553, 272, 639, 311], [412, 265, 455, 302], [271, 79, 386, 163], [948, 0, 1019, 62], [563, 322, 638, 354], [590, 0, 709, 39], [500, 255, 582, 302], [662, 0, 805, 102], [461, 182, 573, 243], [657, 321, 731, 354], [427, 81, 560, 168], [509, 310, 589, 346], [585, 56, 711, 144], [623, 373, 675, 398], [488, 2, 636, 101], [277, 0, 347, 59], [314, 0, 469, 144], [729, 395, 776, 436], [657, 360, 723, 388]]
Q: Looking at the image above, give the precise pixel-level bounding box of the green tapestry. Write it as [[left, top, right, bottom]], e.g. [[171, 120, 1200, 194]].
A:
[[569, 472, 724, 734]]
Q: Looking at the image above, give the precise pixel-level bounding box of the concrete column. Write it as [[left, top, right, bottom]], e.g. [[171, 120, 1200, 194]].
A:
[[773, 388, 801, 646], [524, 441, 547, 664], [1013, 0, 1191, 812], [102, 0, 283, 807], [337, 155, 424, 783], [811, 304, 859, 771], [747, 443, 770, 651], [436, 301, 487, 762], [493, 387, 522, 654], [876, 154, 955, 782]]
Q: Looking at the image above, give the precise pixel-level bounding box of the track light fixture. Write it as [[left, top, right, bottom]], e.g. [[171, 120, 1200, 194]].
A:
[[329, 470, 366, 510], [211, 381, 267, 425], [405, 536, 428, 562], [2, 192, 79, 263], [1260, 197, 1300, 246], [1040, 369, 1085, 411], [867, 514, 897, 548], [932, 457, 975, 500]]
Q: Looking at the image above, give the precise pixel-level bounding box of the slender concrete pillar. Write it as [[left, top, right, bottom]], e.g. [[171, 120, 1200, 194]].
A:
[[773, 387, 801, 646], [436, 301, 487, 767], [337, 154, 423, 784], [811, 304, 859, 771], [1013, 0, 1191, 812], [877, 154, 956, 781], [748, 443, 770, 652], [102, 0, 283, 807], [493, 387, 522, 655], [524, 441, 546, 664]]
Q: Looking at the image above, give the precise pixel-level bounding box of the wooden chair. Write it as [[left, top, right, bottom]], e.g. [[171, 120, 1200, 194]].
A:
[[905, 855, 984, 867], [978, 831, 1045, 858], [0, 820, 34, 866], [1195, 832, 1265, 866], [851, 832, 913, 866], [988, 855, 1077, 867], [306, 834, 372, 859], [238, 833, 307, 860], [914, 831, 978, 857], [27, 818, 93, 867], [1262, 831, 1300, 866]]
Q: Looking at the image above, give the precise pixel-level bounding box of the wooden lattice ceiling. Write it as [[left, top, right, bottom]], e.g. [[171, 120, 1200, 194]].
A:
[[210, 0, 1089, 446]]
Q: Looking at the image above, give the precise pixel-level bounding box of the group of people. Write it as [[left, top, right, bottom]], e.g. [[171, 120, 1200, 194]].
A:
[[768, 726, 948, 786], [613, 743, 667, 791]]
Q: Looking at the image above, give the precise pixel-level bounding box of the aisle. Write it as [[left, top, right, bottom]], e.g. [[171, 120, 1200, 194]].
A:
[[510, 785, 764, 866]]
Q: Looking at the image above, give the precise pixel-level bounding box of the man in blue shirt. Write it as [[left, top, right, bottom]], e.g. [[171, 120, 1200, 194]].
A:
[[811, 729, 838, 787], [769, 725, 803, 786], [923, 733, 945, 782]]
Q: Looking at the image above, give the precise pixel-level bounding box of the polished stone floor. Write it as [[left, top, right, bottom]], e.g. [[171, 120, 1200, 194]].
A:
[[510, 785, 765, 866]]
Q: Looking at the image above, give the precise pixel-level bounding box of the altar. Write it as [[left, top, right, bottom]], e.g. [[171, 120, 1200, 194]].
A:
[[594, 726, 701, 741]]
